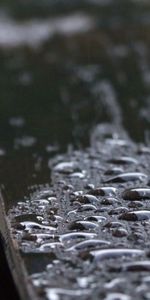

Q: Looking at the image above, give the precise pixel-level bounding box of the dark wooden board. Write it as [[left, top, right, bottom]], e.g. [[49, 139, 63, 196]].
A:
[[0, 126, 150, 300]]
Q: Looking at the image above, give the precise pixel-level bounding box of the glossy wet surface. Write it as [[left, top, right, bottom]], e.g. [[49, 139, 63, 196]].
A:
[[0, 1, 150, 300], [7, 127, 150, 300]]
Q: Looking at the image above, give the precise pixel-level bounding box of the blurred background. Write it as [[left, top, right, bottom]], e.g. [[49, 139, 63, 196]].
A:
[[0, 0, 150, 298]]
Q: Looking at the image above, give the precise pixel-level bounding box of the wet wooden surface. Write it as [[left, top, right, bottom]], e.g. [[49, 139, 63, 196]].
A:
[[0, 1, 150, 299]]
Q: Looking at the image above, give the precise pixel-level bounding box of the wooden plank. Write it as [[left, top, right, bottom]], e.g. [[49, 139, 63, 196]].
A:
[[0, 126, 150, 300]]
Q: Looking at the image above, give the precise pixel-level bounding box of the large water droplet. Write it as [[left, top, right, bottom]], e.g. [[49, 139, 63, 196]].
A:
[[105, 173, 147, 184], [122, 188, 150, 200], [91, 248, 143, 261], [119, 210, 150, 221]]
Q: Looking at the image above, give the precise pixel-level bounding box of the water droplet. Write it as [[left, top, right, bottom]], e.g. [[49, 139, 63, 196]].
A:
[[66, 239, 110, 251], [109, 206, 129, 215], [76, 204, 97, 212], [107, 156, 138, 165], [119, 210, 150, 221], [105, 173, 147, 184], [91, 248, 143, 261], [53, 162, 80, 174], [39, 242, 63, 252], [101, 197, 119, 205], [76, 194, 99, 205], [70, 171, 85, 179], [20, 221, 57, 232], [123, 261, 150, 272], [104, 278, 126, 289], [122, 188, 150, 200], [104, 293, 131, 300], [89, 187, 117, 197], [46, 288, 90, 300], [104, 221, 125, 229], [112, 228, 128, 238], [69, 220, 98, 231], [9, 116, 25, 127], [15, 136, 36, 148], [85, 215, 106, 222], [105, 167, 123, 176], [60, 232, 97, 242]]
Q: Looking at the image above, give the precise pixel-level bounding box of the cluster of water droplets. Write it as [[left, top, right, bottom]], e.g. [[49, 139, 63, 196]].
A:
[[8, 127, 150, 300]]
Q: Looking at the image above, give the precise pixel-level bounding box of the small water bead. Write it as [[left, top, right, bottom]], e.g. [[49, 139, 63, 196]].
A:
[[104, 292, 131, 300], [53, 162, 80, 174], [85, 215, 106, 222], [119, 210, 150, 221], [128, 201, 143, 208], [34, 189, 56, 200], [84, 183, 95, 190], [104, 278, 126, 289], [14, 214, 42, 223], [68, 221, 99, 231], [89, 187, 117, 197], [76, 204, 97, 212], [112, 228, 128, 238], [15, 136, 36, 148], [39, 242, 63, 252], [66, 239, 110, 251], [101, 197, 119, 205], [75, 194, 99, 205], [46, 288, 91, 300], [104, 221, 125, 229], [105, 139, 129, 147], [9, 116, 25, 127], [20, 221, 57, 232], [137, 146, 150, 155], [70, 171, 85, 179], [32, 199, 50, 205], [122, 188, 150, 200], [105, 167, 124, 176], [109, 207, 129, 215], [22, 233, 37, 241], [122, 261, 150, 272], [107, 156, 138, 165], [90, 248, 143, 261], [71, 190, 84, 197], [0, 148, 6, 156], [33, 233, 58, 244], [104, 172, 147, 184], [60, 232, 97, 242]]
